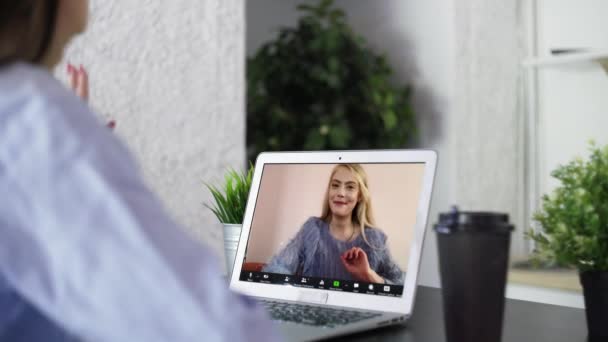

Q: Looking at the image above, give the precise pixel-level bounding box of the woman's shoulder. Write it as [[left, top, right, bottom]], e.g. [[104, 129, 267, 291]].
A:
[[304, 216, 325, 226], [286, 217, 324, 246], [294, 217, 326, 238], [363, 226, 387, 243], [301, 216, 326, 232], [1, 63, 96, 131], [0, 63, 113, 148], [1, 63, 70, 103], [0, 63, 138, 178]]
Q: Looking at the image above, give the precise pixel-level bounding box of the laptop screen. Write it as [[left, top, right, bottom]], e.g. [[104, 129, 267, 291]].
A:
[[239, 162, 426, 297]]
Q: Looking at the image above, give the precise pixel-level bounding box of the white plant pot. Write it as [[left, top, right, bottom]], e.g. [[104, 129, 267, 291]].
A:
[[223, 223, 242, 280]]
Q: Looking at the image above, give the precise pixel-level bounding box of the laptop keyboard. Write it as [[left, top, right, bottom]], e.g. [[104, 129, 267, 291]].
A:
[[260, 299, 381, 328]]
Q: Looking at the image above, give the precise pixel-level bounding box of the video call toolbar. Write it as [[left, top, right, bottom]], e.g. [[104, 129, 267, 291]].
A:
[[239, 271, 404, 297]]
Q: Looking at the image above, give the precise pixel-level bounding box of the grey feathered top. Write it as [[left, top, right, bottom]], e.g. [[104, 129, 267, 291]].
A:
[[263, 217, 405, 284]]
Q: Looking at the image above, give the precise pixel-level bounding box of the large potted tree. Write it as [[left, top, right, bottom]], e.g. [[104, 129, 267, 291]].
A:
[[247, 0, 416, 161], [528, 142, 608, 342]]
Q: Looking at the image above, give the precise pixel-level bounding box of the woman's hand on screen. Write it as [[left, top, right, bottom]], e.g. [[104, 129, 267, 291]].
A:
[[340, 247, 383, 283]]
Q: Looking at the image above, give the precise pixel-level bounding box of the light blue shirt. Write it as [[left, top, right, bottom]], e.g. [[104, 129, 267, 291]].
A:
[[0, 63, 280, 342]]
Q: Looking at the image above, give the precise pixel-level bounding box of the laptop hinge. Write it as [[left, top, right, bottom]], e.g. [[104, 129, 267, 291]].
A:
[[297, 290, 328, 304]]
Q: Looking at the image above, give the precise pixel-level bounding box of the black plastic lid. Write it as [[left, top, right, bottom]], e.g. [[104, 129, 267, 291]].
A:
[[434, 206, 514, 234]]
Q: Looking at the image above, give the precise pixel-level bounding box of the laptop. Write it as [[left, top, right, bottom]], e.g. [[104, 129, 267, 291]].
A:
[[229, 150, 437, 341]]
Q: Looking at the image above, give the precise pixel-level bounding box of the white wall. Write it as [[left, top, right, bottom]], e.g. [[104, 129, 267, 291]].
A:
[[451, 2, 525, 257], [59, 0, 246, 261], [535, 0, 608, 194]]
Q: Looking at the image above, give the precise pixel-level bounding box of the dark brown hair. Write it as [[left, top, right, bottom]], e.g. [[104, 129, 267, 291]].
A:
[[0, 0, 59, 66]]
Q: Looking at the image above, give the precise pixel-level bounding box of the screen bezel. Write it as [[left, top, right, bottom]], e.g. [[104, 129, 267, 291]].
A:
[[229, 150, 437, 315]]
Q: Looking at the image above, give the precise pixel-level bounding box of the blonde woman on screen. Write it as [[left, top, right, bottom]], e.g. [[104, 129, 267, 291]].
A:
[[263, 164, 405, 284]]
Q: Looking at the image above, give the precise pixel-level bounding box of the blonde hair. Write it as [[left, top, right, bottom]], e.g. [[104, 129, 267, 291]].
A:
[[320, 164, 378, 247]]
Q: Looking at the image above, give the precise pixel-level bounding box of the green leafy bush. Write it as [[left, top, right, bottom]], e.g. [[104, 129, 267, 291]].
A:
[[205, 165, 254, 224], [246, 0, 416, 161], [528, 142, 608, 272]]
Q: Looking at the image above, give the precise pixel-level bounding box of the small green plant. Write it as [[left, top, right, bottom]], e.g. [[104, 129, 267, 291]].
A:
[[527, 142, 608, 272], [246, 0, 416, 161], [205, 165, 254, 224]]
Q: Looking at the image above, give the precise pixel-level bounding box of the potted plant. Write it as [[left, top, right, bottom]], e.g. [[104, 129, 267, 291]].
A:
[[246, 0, 416, 161], [528, 142, 608, 341], [205, 165, 254, 279]]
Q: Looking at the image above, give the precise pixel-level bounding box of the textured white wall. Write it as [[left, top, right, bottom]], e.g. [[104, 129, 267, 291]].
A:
[[57, 0, 246, 261], [452, 1, 525, 258]]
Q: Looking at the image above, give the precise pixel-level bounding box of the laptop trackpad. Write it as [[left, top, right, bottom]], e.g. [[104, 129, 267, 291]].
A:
[[297, 291, 328, 304]]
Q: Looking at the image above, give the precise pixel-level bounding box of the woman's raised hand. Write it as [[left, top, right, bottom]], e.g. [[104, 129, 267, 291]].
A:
[[67, 63, 88, 101], [340, 247, 382, 283], [66, 63, 116, 130]]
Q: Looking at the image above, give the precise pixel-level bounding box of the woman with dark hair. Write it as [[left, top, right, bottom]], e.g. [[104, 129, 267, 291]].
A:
[[0, 2, 278, 341]]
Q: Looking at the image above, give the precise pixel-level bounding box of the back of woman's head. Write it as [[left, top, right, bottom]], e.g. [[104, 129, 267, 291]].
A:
[[0, 0, 58, 66]]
